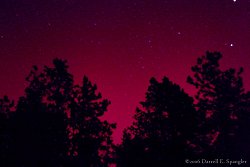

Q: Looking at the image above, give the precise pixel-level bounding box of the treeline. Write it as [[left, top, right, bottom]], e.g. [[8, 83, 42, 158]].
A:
[[0, 59, 115, 167], [0, 52, 250, 167]]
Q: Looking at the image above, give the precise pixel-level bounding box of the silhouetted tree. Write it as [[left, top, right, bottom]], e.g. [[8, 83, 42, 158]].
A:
[[68, 76, 116, 167], [1, 58, 116, 167], [117, 77, 198, 167], [8, 59, 72, 167], [187, 51, 250, 160], [0, 96, 14, 167]]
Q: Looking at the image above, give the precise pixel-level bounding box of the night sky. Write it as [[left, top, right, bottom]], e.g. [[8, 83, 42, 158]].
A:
[[0, 0, 250, 143]]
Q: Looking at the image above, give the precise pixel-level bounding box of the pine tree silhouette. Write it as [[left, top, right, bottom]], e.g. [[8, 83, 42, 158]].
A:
[[187, 51, 250, 160], [0, 96, 14, 167], [68, 76, 116, 167], [117, 77, 198, 167], [0, 58, 116, 167]]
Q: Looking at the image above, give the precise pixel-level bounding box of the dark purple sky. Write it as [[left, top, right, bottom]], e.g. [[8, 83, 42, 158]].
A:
[[0, 0, 250, 143]]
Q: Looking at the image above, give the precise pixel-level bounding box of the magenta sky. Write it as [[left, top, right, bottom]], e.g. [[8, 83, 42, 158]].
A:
[[0, 0, 250, 143]]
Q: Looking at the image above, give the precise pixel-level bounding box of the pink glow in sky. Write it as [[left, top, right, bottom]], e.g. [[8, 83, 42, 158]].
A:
[[0, 0, 250, 143]]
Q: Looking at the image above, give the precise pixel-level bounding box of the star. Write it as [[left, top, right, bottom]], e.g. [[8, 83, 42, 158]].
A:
[[224, 43, 235, 47], [146, 39, 153, 48], [233, 0, 236, 2]]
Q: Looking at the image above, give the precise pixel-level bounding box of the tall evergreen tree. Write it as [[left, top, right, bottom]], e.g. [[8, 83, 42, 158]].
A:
[[0, 96, 14, 167], [9, 59, 72, 167], [1, 58, 116, 167], [118, 77, 198, 167], [187, 51, 250, 159], [68, 76, 116, 167]]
